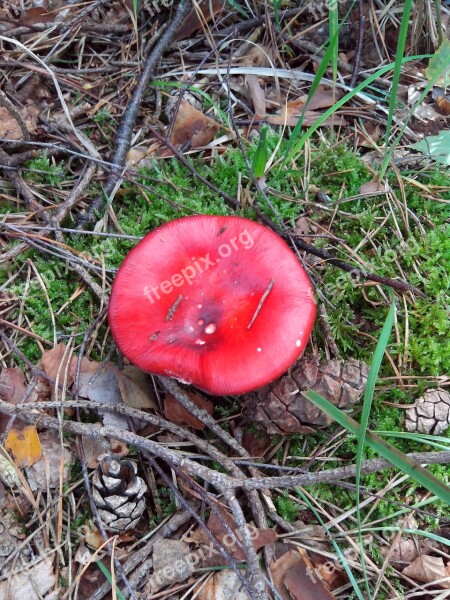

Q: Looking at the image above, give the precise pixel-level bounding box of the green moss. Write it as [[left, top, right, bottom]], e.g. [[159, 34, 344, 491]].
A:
[[24, 153, 66, 188], [273, 494, 302, 522]]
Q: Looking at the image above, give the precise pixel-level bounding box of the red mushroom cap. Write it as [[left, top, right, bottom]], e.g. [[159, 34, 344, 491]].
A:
[[108, 215, 316, 395]]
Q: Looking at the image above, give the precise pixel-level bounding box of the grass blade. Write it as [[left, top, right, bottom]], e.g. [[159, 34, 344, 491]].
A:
[[303, 389, 450, 505]]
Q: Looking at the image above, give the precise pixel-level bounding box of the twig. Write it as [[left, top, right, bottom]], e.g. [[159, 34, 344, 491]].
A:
[[218, 6, 309, 37], [2, 399, 450, 490], [350, 0, 365, 88], [247, 279, 274, 330], [78, 0, 193, 226]]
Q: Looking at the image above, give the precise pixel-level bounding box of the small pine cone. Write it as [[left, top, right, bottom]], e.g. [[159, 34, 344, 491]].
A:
[[405, 389, 450, 435], [244, 356, 369, 434], [92, 455, 147, 532]]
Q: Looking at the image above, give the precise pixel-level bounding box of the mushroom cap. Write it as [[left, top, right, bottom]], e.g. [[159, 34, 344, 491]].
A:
[[108, 215, 316, 395]]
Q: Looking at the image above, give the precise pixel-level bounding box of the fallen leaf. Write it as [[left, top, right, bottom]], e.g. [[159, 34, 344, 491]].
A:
[[164, 391, 213, 429], [354, 123, 381, 147], [26, 430, 72, 491], [42, 343, 73, 391], [81, 437, 112, 469], [240, 44, 272, 68], [18, 6, 54, 25], [79, 362, 129, 430], [284, 554, 337, 600], [403, 555, 450, 588], [0, 367, 27, 433], [77, 360, 151, 430], [0, 556, 57, 600], [5, 425, 42, 468], [83, 524, 106, 550], [198, 569, 252, 600], [246, 74, 266, 119], [143, 539, 194, 595], [175, 0, 226, 41], [242, 429, 270, 457], [70, 355, 98, 396], [170, 100, 220, 148], [294, 216, 314, 245], [270, 548, 336, 600], [192, 507, 276, 563], [359, 177, 386, 195], [0, 367, 27, 404], [0, 102, 39, 140], [118, 365, 156, 410], [433, 86, 450, 115], [268, 89, 344, 127]]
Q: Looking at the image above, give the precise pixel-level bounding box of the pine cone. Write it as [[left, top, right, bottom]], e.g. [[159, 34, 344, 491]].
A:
[[405, 389, 450, 435], [92, 455, 147, 532], [244, 356, 369, 434]]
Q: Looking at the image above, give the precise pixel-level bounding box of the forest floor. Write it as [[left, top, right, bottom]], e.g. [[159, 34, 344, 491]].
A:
[[0, 1, 450, 599]]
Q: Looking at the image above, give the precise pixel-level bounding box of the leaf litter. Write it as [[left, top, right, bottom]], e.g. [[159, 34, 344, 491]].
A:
[[1, 1, 450, 598]]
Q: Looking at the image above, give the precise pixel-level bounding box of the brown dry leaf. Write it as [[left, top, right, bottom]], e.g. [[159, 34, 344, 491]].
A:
[[170, 100, 220, 148], [284, 555, 337, 600], [0, 367, 26, 404], [198, 570, 251, 600], [403, 555, 450, 588], [42, 343, 73, 390], [242, 429, 270, 457], [354, 123, 381, 147], [164, 391, 213, 430], [246, 75, 266, 119], [0, 102, 39, 140], [192, 507, 276, 563], [70, 355, 98, 395], [240, 44, 272, 68], [380, 537, 420, 567], [294, 216, 314, 245], [83, 524, 106, 550], [268, 89, 343, 127], [0, 367, 27, 433], [5, 425, 42, 468], [18, 6, 54, 25], [359, 177, 386, 195], [26, 429, 72, 491], [126, 146, 154, 169], [270, 548, 336, 600], [304, 89, 340, 112], [0, 555, 58, 600], [118, 365, 156, 410], [81, 437, 112, 469], [175, 0, 226, 41]]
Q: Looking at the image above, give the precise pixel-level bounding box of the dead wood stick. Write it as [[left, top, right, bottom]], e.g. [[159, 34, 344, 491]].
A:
[[78, 0, 193, 226], [1, 399, 450, 490]]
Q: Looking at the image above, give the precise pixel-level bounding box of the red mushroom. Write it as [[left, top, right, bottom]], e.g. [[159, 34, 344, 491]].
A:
[[108, 215, 316, 395]]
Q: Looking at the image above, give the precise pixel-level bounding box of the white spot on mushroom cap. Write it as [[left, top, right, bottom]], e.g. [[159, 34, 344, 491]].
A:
[[204, 323, 216, 334], [257, 347, 262, 352], [296, 339, 301, 347], [195, 339, 206, 346]]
